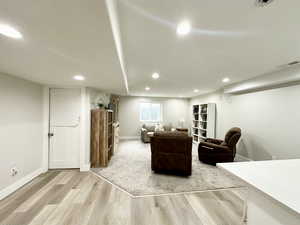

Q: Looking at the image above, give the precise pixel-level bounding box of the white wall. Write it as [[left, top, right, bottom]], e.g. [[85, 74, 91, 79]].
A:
[[0, 73, 43, 192], [190, 84, 300, 161], [119, 96, 189, 137]]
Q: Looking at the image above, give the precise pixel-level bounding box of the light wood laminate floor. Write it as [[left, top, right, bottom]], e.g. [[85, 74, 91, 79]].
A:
[[0, 170, 246, 225]]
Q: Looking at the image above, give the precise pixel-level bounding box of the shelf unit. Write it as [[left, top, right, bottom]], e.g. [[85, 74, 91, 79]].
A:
[[192, 103, 216, 144], [91, 109, 114, 167]]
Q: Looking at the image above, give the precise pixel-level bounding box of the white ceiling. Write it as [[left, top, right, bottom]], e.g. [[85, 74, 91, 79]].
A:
[[116, 0, 300, 97], [1, 0, 300, 97], [0, 0, 127, 94]]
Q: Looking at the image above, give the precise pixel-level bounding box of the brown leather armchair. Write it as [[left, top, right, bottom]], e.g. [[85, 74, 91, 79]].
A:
[[198, 127, 241, 165], [151, 131, 192, 176]]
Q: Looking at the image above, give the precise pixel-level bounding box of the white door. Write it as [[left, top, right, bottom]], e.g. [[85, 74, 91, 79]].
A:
[[49, 88, 81, 169]]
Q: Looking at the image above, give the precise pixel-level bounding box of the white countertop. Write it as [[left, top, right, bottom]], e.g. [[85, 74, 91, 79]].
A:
[[218, 159, 300, 214]]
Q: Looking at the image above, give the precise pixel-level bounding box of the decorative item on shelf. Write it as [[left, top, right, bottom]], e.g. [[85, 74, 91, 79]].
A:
[[108, 103, 113, 110]]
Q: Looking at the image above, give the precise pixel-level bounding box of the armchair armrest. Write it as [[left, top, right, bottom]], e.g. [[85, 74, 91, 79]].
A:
[[205, 138, 223, 145], [199, 142, 230, 152]]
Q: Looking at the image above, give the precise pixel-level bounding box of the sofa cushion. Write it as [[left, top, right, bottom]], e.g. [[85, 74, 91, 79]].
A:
[[220, 141, 227, 146], [142, 124, 155, 132], [154, 131, 188, 137], [155, 123, 164, 132], [163, 125, 172, 131], [147, 132, 155, 136]]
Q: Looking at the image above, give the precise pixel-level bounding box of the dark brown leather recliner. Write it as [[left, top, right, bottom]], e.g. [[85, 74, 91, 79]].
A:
[[151, 131, 192, 176], [198, 127, 241, 165]]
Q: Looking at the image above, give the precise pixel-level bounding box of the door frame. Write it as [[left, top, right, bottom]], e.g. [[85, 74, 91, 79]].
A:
[[42, 86, 89, 172]]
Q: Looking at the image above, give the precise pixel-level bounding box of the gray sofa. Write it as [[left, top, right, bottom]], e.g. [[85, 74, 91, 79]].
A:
[[141, 124, 155, 143]]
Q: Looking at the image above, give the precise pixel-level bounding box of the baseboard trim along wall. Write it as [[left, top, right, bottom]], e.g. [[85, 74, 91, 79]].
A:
[[80, 163, 91, 172], [236, 154, 252, 162], [120, 136, 140, 140], [0, 168, 44, 200]]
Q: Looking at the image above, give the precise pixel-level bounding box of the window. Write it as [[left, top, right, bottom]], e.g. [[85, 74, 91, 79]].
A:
[[140, 102, 162, 122]]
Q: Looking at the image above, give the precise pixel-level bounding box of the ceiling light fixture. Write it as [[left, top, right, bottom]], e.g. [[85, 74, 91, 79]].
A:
[[177, 20, 191, 36], [222, 77, 230, 83], [0, 24, 23, 39], [193, 89, 199, 93], [73, 75, 85, 81], [145, 86, 150, 91], [152, 72, 160, 79]]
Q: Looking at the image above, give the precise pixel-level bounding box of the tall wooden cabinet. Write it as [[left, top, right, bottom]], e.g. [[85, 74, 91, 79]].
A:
[[91, 109, 114, 167]]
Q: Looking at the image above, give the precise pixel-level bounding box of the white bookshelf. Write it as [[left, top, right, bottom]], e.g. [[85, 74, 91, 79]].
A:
[[192, 103, 216, 144]]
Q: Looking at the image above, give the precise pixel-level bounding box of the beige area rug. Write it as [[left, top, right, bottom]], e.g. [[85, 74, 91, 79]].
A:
[[92, 140, 246, 196]]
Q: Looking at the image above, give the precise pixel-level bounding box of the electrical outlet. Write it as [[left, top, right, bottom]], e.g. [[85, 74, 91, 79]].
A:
[[10, 167, 18, 176]]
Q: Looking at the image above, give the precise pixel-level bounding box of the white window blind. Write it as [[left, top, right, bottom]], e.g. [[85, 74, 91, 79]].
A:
[[140, 103, 162, 122]]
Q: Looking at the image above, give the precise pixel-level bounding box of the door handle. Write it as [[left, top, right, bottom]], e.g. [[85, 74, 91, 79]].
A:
[[48, 133, 54, 138]]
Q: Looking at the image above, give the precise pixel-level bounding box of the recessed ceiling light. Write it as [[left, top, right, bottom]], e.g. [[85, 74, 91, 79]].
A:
[[222, 77, 230, 83], [177, 20, 191, 36], [145, 86, 150, 91], [194, 89, 199, 93], [152, 72, 160, 79], [73, 75, 85, 81], [0, 24, 23, 39]]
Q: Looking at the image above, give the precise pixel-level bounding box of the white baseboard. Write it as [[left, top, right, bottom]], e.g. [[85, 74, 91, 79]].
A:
[[120, 136, 139, 140], [80, 163, 91, 172], [236, 154, 252, 162], [0, 167, 44, 200]]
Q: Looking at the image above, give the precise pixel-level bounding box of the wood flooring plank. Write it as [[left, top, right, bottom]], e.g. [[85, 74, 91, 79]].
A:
[[0, 173, 46, 209], [54, 170, 76, 185], [15, 171, 69, 212], [73, 174, 98, 204], [131, 195, 189, 225], [189, 192, 237, 225], [48, 171, 83, 204], [156, 196, 188, 225], [28, 205, 57, 225], [1, 171, 83, 225], [132, 197, 164, 225], [169, 194, 204, 225], [1, 185, 63, 225], [213, 190, 245, 216], [185, 194, 218, 225], [96, 187, 132, 225], [42, 188, 81, 225], [71, 179, 104, 225], [0, 171, 60, 223], [210, 191, 244, 225], [86, 180, 113, 225], [0, 170, 246, 225]]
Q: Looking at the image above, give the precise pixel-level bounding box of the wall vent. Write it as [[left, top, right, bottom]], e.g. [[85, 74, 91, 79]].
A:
[[256, 0, 274, 7]]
